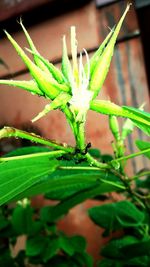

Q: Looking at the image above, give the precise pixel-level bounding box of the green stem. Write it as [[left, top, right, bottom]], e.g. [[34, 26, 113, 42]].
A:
[[59, 166, 100, 171], [77, 121, 86, 151], [110, 147, 150, 164], [85, 152, 110, 169], [62, 106, 78, 143], [130, 171, 150, 181], [0, 127, 74, 153], [0, 150, 67, 162]]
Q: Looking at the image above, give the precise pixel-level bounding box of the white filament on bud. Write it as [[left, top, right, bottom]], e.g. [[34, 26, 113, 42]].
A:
[[69, 48, 93, 121]]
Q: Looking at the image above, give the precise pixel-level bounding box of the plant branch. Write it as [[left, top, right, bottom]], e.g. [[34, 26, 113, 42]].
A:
[[0, 150, 67, 162], [85, 152, 110, 169], [110, 147, 150, 165], [130, 170, 150, 181], [0, 126, 74, 153], [76, 121, 86, 151]]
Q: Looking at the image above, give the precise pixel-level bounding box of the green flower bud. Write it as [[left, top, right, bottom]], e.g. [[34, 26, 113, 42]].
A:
[[109, 115, 120, 141], [89, 4, 131, 99]]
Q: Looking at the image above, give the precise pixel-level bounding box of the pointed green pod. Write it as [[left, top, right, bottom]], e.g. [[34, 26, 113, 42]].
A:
[[89, 4, 131, 99], [85, 27, 114, 76], [71, 26, 79, 85], [32, 92, 71, 122], [109, 115, 120, 141], [5, 31, 61, 99], [61, 35, 74, 87], [19, 20, 50, 74], [0, 79, 43, 95], [26, 49, 69, 88]]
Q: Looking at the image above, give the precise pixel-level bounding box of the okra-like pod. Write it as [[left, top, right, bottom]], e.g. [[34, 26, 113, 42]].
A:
[[26, 49, 68, 87], [19, 19, 50, 74], [89, 4, 131, 99], [84, 26, 114, 76], [4, 31, 60, 100], [109, 115, 120, 141], [0, 79, 43, 96], [32, 92, 71, 122], [61, 35, 74, 87]]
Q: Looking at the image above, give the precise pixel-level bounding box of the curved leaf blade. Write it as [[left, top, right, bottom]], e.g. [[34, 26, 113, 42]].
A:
[[0, 156, 58, 206]]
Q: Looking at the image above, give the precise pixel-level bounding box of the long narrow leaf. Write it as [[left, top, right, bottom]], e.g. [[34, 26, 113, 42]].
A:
[[43, 179, 125, 221], [136, 140, 150, 159], [12, 168, 125, 204], [123, 106, 150, 135]]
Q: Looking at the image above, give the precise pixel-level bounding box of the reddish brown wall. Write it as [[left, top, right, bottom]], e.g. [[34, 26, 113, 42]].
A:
[[0, 1, 149, 263]]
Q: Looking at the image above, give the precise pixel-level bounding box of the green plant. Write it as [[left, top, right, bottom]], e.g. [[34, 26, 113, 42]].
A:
[[0, 4, 150, 266], [0, 200, 92, 267]]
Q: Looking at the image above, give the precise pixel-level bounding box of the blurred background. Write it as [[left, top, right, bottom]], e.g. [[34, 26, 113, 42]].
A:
[[0, 0, 150, 262]]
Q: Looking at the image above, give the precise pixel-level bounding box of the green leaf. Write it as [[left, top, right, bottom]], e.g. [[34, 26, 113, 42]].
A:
[[0, 156, 58, 205], [12, 203, 42, 236], [89, 201, 145, 232], [72, 252, 93, 267], [0, 213, 9, 231], [124, 256, 150, 267], [136, 140, 150, 159], [101, 235, 139, 260], [12, 204, 33, 235], [89, 4, 130, 98], [59, 235, 75, 256], [88, 148, 101, 158], [26, 236, 47, 257], [98, 258, 122, 267], [136, 174, 150, 189], [43, 237, 59, 262], [13, 168, 125, 216], [5, 146, 51, 157], [123, 106, 150, 136], [0, 250, 16, 267], [121, 239, 150, 259], [49, 169, 124, 220], [47, 181, 124, 222], [69, 235, 86, 252]]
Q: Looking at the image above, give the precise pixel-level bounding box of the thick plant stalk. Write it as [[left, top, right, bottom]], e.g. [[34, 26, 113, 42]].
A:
[[0, 127, 74, 153]]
